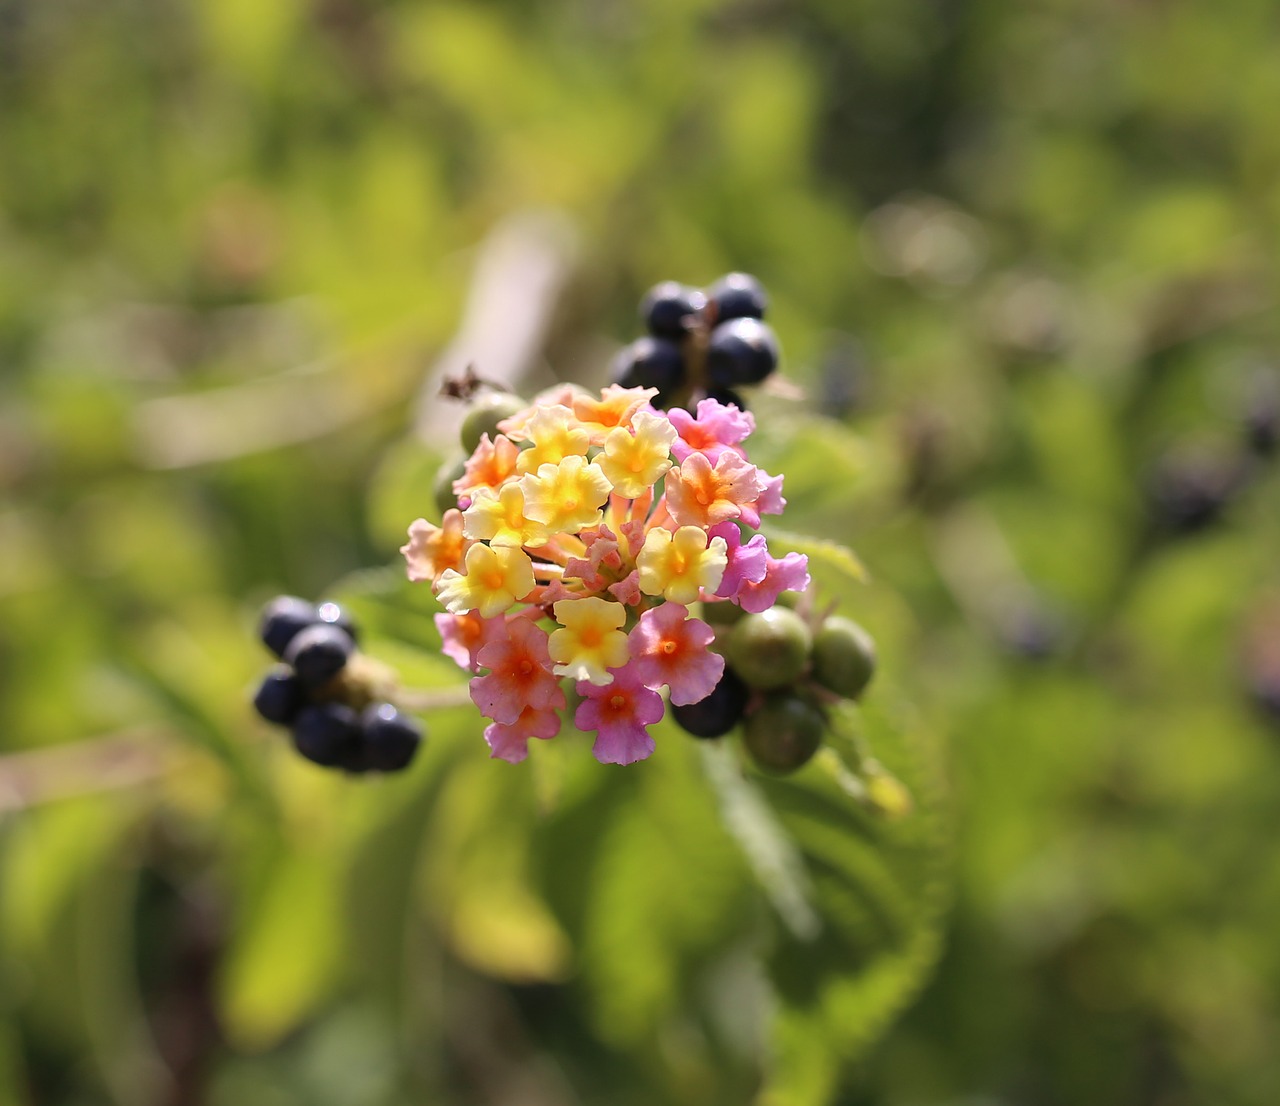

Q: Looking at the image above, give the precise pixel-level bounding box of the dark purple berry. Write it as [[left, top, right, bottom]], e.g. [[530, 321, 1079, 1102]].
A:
[[1147, 452, 1242, 535], [316, 600, 359, 645], [259, 595, 317, 659], [671, 669, 749, 739], [707, 317, 780, 387], [253, 667, 305, 726], [707, 272, 768, 323], [361, 703, 423, 771], [292, 703, 362, 768], [612, 336, 686, 393], [284, 623, 354, 687], [640, 281, 707, 340]]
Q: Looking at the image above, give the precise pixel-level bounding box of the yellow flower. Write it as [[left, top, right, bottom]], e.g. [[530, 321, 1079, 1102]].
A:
[[436, 543, 536, 618], [597, 409, 677, 498], [401, 509, 469, 583], [572, 384, 658, 444], [636, 525, 728, 604], [548, 597, 630, 684], [519, 455, 613, 535], [514, 405, 592, 475], [462, 483, 550, 548]]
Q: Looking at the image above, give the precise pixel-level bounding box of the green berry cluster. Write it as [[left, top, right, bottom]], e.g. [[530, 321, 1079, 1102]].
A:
[[252, 596, 423, 773], [674, 600, 877, 775]]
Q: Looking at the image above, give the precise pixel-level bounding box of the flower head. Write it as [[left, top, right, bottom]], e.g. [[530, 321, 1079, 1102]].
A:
[[403, 382, 810, 766]]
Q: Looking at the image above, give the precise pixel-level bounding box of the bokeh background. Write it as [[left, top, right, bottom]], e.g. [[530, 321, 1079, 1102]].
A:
[[3, 1, 1280, 1103]]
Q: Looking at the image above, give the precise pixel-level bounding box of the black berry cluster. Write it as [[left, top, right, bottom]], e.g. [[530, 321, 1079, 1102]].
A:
[[612, 273, 781, 410], [672, 600, 877, 774], [252, 595, 423, 773]]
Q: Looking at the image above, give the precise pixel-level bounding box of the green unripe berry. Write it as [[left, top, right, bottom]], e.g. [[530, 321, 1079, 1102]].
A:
[[725, 607, 812, 690], [434, 455, 467, 516], [742, 693, 826, 774], [460, 392, 526, 453], [811, 616, 876, 700]]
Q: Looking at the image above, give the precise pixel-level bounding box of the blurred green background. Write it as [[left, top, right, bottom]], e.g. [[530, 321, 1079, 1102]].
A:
[[3, 0, 1280, 1103]]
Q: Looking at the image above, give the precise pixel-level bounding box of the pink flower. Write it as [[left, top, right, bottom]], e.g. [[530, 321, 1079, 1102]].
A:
[[575, 663, 664, 765], [667, 398, 755, 465], [628, 604, 724, 706], [709, 522, 769, 600], [665, 451, 766, 529], [470, 619, 565, 725], [435, 611, 504, 672], [756, 470, 786, 516], [738, 468, 786, 530], [484, 705, 562, 764], [736, 551, 812, 614]]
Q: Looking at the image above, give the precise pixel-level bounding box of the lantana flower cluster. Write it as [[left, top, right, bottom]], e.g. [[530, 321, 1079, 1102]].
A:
[[402, 385, 809, 765]]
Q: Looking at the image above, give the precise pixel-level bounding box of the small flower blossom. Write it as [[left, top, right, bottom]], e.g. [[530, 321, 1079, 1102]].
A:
[[463, 482, 550, 548], [454, 434, 520, 497], [484, 705, 562, 764], [709, 521, 769, 600], [572, 384, 657, 443], [575, 664, 665, 765], [668, 399, 755, 464], [666, 450, 766, 529], [470, 618, 564, 725], [548, 597, 630, 684], [519, 455, 613, 534], [736, 550, 812, 614], [597, 410, 678, 498], [402, 510, 469, 583], [636, 525, 728, 605], [401, 383, 811, 765], [514, 405, 591, 474], [436, 543, 536, 618], [629, 604, 724, 705], [436, 610, 504, 672]]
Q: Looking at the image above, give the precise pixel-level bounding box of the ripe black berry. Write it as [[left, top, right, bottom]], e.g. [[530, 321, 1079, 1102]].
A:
[[362, 703, 423, 771], [612, 336, 686, 394], [292, 703, 362, 768], [1147, 453, 1241, 535], [671, 668, 749, 738], [259, 595, 317, 659], [284, 623, 355, 687], [742, 693, 825, 774], [253, 667, 305, 726], [707, 272, 768, 323], [706, 317, 780, 387], [640, 281, 707, 340], [316, 600, 359, 645]]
